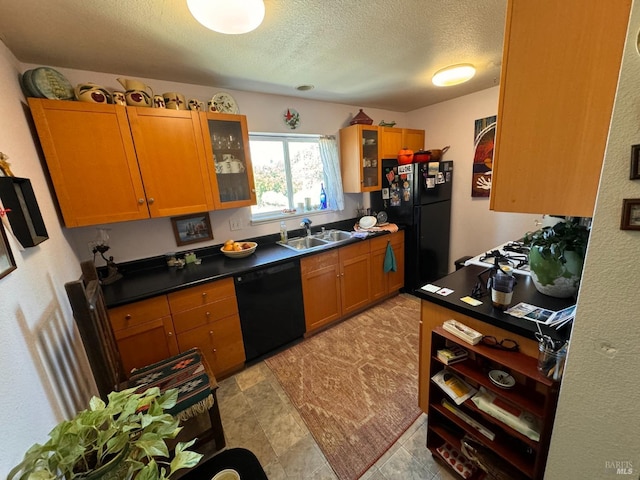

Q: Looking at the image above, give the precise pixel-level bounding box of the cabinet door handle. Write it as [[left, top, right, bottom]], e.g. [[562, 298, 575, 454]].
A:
[[206, 311, 211, 319], [137, 198, 145, 205], [125, 314, 132, 320], [168, 331, 173, 336], [202, 292, 208, 298], [147, 197, 155, 204], [209, 330, 214, 336]]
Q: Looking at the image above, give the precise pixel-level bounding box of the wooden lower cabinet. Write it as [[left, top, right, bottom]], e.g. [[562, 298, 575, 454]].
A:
[[370, 231, 405, 301], [168, 278, 245, 378], [108, 296, 179, 374], [339, 241, 371, 316], [301, 250, 342, 333], [108, 278, 245, 380], [302, 232, 405, 334]]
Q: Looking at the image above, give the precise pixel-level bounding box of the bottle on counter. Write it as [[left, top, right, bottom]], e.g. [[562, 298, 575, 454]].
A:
[[280, 221, 288, 244], [320, 182, 327, 209]]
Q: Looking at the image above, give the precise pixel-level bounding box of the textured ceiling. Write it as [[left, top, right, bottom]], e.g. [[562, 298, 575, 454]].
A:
[[0, 0, 507, 112]]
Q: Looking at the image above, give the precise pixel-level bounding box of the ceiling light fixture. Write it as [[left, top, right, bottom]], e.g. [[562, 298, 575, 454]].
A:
[[432, 63, 476, 87], [187, 0, 265, 35]]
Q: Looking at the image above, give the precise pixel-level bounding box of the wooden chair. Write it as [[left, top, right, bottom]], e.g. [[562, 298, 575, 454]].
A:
[[65, 260, 225, 453]]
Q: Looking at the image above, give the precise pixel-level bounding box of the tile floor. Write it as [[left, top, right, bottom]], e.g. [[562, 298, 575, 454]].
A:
[[216, 360, 458, 480]]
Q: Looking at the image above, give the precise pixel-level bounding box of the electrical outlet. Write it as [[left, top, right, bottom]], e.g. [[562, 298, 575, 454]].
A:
[[229, 218, 242, 231]]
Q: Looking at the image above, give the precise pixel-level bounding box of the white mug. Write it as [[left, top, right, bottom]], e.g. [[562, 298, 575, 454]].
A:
[[230, 160, 244, 173]]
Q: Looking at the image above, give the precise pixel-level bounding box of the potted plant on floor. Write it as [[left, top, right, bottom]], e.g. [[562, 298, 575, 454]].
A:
[[523, 219, 590, 298], [8, 387, 203, 480]]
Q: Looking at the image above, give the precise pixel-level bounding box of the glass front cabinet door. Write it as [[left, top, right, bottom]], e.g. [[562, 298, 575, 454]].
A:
[[360, 126, 380, 191], [199, 112, 257, 209]]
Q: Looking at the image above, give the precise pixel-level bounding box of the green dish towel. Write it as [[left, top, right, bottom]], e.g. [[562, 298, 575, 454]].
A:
[[384, 241, 397, 273]]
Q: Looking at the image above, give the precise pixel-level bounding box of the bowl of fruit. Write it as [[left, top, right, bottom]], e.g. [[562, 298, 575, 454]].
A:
[[220, 240, 257, 258]]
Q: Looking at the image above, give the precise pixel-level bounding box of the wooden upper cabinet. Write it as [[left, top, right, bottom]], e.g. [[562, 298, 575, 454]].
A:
[[27, 98, 149, 227], [340, 124, 381, 192], [380, 128, 425, 159], [127, 108, 214, 217], [490, 0, 631, 217], [199, 112, 257, 209]]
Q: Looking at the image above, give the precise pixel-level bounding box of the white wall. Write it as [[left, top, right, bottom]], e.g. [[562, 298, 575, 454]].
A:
[[407, 87, 541, 268], [545, 3, 640, 476], [0, 44, 95, 475]]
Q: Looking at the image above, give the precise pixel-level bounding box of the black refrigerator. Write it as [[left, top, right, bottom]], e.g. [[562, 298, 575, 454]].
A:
[[372, 159, 453, 292]]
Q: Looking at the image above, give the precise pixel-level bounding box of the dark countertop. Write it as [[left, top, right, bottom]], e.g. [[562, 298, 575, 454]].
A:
[[412, 264, 574, 342], [102, 218, 397, 308]]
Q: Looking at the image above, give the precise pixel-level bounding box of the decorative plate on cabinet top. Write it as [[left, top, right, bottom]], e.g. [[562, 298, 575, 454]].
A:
[[211, 92, 239, 114], [29, 67, 74, 100]]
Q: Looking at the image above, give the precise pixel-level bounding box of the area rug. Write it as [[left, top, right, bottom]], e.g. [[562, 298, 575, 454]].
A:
[[265, 294, 422, 480]]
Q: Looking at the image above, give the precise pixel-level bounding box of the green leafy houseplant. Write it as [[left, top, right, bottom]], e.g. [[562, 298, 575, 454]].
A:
[[8, 387, 203, 480], [523, 220, 590, 298]]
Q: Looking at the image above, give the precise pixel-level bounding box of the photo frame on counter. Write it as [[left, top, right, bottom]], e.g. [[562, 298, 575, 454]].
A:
[[171, 213, 213, 246], [0, 221, 17, 279], [620, 198, 640, 230]]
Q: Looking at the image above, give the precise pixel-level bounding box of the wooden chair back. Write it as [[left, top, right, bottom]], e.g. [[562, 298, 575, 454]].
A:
[[65, 261, 126, 399]]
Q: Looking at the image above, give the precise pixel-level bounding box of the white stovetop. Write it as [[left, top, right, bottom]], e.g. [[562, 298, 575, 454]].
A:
[[464, 241, 531, 276]]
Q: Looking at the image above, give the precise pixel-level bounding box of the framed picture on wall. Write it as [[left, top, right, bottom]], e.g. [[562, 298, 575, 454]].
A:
[[620, 198, 640, 230], [630, 144, 640, 180], [0, 221, 17, 279], [171, 213, 213, 246]]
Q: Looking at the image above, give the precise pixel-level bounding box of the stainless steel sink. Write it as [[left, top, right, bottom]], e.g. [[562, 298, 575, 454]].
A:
[[278, 236, 329, 252], [277, 230, 353, 252], [322, 230, 353, 242]]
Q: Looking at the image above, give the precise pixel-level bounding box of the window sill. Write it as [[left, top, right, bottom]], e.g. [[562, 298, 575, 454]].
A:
[[250, 209, 333, 226]]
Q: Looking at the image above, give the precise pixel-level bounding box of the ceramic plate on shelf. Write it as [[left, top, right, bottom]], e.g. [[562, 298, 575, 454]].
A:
[[211, 92, 239, 114], [488, 370, 515, 389], [29, 67, 74, 100]]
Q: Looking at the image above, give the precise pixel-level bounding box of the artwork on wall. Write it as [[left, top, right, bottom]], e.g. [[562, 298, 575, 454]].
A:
[[629, 144, 640, 180], [472, 115, 497, 197], [171, 213, 213, 246], [0, 219, 17, 279], [620, 198, 640, 230]]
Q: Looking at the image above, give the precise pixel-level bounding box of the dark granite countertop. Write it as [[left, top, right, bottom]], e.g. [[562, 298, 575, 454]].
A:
[[101, 218, 398, 308], [412, 264, 574, 342]]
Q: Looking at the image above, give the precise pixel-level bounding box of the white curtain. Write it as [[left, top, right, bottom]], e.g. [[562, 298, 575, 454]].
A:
[[319, 136, 344, 211]]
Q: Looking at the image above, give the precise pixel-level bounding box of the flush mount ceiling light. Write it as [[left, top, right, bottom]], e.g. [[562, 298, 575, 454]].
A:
[[187, 0, 265, 34], [432, 64, 476, 87]]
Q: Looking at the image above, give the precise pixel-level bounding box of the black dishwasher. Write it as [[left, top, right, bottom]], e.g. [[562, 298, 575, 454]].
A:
[[234, 260, 305, 361]]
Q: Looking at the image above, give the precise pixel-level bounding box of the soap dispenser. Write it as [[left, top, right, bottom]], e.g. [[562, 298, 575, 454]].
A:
[[280, 221, 288, 244]]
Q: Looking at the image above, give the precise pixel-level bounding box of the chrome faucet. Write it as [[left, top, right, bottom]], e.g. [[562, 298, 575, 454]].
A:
[[300, 218, 312, 237]]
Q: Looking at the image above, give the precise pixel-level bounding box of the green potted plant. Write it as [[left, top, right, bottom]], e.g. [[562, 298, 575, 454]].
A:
[[523, 219, 590, 298], [8, 387, 203, 480]]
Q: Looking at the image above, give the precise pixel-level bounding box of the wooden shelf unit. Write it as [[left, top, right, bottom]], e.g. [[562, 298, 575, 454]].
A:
[[426, 326, 560, 480]]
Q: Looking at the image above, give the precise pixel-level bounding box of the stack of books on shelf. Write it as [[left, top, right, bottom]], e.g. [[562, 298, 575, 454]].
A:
[[437, 345, 469, 365]]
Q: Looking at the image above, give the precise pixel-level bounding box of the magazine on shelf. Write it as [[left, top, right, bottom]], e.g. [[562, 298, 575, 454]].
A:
[[505, 302, 576, 328], [437, 345, 469, 365], [432, 369, 477, 405], [441, 399, 495, 440], [471, 386, 541, 442]]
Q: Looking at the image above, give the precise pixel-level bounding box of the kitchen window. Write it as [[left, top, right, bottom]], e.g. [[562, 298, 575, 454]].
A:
[[249, 134, 327, 221]]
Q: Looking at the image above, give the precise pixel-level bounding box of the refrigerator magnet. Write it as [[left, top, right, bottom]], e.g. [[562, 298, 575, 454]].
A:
[[436, 172, 445, 184], [398, 164, 413, 175], [382, 188, 390, 200], [428, 162, 439, 175], [426, 177, 436, 189]]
